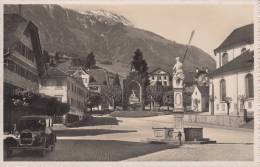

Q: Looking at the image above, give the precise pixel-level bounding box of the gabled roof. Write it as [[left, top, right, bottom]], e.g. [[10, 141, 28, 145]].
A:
[[4, 13, 45, 75], [66, 67, 88, 77], [45, 66, 67, 77], [209, 50, 254, 78], [196, 85, 209, 96], [214, 24, 253, 53], [4, 14, 29, 49], [148, 67, 171, 75]]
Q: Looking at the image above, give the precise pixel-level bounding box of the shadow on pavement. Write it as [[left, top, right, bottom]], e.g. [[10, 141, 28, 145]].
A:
[[6, 139, 178, 161], [55, 129, 137, 137]]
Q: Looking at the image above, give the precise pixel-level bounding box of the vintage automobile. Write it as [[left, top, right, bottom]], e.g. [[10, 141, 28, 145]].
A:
[[4, 115, 56, 157]]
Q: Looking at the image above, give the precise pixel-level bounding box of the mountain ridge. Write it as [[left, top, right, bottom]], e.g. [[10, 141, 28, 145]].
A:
[[4, 4, 216, 75]]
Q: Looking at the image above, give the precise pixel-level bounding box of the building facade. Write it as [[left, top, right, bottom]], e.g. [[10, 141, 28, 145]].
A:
[[191, 85, 209, 112], [4, 14, 45, 130], [39, 67, 89, 120], [148, 68, 171, 87], [209, 24, 254, 115]]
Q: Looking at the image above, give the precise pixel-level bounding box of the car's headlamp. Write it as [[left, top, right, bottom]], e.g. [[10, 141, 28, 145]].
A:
[[14, 131, 20, 138]]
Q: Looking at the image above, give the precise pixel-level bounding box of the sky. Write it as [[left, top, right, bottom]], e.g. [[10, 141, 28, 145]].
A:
[[61, 3, 253, 56]]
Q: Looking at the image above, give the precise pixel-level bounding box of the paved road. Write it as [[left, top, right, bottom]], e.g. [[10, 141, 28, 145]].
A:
[[6, 115, 253, 161]]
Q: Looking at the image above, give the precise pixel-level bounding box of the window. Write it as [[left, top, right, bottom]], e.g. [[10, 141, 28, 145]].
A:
[[220, 79, 226, 101], [164, 76, 167, 80], [245, 74, 254, 98], [222, 53, 228, 66], [164, 81, 167, 86], [216, 104, 219, 111]]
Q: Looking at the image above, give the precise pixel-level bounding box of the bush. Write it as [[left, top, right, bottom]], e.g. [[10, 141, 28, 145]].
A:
[[100, 60, 113, 65]]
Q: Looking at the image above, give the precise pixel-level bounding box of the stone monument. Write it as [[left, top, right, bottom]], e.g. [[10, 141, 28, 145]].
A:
[[172, 57, 184, 113], [172, 57, 185, 141]]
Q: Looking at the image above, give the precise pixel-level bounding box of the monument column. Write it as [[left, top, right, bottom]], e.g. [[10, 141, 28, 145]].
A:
[[172, 57, 185, 142]]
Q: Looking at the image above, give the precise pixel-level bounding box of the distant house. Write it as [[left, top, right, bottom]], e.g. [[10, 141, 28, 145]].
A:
[[87, 69, 110, 93], [183, 67, 209, 111], [148, 67, 171, 87], [66, 67, 90, 88], [39, 67, 88, 121], [209, 24, 254, 115], [191, 85, 209, 112], [87, 68, 112, 110], [4, 14, 45, 130]]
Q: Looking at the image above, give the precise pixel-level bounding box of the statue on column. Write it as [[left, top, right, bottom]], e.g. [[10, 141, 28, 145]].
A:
[[172, 57, 184, 87]]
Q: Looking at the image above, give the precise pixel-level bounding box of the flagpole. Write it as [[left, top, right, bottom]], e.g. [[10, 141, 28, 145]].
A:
[[182, 30, 195, 63]]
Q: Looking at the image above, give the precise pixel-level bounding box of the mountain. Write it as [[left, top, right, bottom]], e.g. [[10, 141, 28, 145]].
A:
[[4, 4, 216, 76]]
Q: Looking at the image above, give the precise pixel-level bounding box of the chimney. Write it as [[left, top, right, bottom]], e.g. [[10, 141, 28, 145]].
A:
[[18, 4, 22, 16]]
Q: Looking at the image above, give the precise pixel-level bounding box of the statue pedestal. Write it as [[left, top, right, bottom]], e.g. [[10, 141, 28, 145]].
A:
[[173, 88, 184, 112], [173, 113, 185, 142]]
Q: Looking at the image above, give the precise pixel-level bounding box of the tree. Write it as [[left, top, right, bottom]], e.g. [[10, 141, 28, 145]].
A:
[[102, 85, 122, 110], [130, 49, 150, 109], [163, 91, 174, 111], [113, 73, 121, 87], [85, 92, 102, 112], [146, 81, 164, 110], [85, 52, 96, 69], [223, 97, 232, 115]]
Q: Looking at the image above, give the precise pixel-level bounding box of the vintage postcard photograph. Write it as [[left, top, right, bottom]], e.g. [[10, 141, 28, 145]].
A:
[[2, 1, 255, 163]]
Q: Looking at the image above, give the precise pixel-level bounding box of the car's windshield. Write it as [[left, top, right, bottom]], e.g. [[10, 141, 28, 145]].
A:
[[18, 119, 46, 131]]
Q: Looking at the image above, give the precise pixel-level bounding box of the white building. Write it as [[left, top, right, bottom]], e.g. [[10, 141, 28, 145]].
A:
[[209, 24, 254, 115], [191, 85, 209, 112], [148, 68, 171, 87], [39, 67, 89, 120], [66, 67, 90, 88]]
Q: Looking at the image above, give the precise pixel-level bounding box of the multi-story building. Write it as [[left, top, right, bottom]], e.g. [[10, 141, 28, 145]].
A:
[[39, 67, 89, 120], [4, 14, 45, 130], [209, 24, 254, 115], [148, 68, 171, 87]]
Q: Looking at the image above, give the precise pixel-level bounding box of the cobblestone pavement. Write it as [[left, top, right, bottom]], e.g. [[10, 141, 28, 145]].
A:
[[6, 115, 253, 161]]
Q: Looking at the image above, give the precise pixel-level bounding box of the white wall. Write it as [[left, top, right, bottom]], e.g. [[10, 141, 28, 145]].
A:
[[191, 87, 202, 112], [215, 44, 253, 68], [209, 70, 254, 115], [149, 70, 170, 86]]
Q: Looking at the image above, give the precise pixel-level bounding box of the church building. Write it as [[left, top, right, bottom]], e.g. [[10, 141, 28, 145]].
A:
[[209, 24, 254, 115]]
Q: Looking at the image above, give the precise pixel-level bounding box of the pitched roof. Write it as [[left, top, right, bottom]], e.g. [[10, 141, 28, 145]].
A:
[[45, 67, 67, 77], [87, 69, 108, 85], [209, 50, 254, 78], [4, 14, 29, 49], [148, 67, 171, 75], [214, 24, 253, 53]]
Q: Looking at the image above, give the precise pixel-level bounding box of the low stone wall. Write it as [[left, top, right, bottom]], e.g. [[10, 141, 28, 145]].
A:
[[183, 114, 245, 128]]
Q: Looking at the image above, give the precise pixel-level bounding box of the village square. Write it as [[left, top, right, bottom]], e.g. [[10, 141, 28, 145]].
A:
[[3, 4, 254, 161]]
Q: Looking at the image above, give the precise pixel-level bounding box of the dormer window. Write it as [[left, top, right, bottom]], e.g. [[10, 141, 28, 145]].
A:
[[222, 53, 228, 66]]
